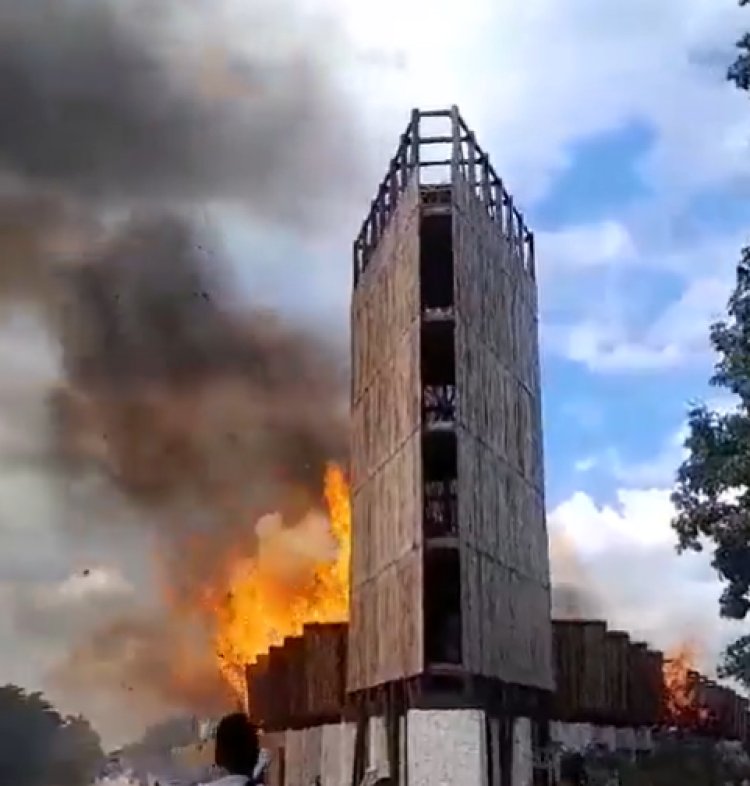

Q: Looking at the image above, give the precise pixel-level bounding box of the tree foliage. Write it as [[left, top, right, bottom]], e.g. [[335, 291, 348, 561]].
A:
[[0, 685, 103, 786], [729, 1, 750, 89], [672, 249, 750, 620], [718, 634, 750, 687], [671, 1, 750, 690]]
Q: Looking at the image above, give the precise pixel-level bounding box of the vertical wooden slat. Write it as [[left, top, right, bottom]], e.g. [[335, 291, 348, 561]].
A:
[[451, 160, 551, 691], [349, 177, 422, 692]]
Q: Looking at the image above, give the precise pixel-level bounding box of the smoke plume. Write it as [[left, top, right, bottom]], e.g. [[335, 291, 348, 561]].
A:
[[0, 0, 358, 736], [0, 0, 359, 224], [549, 531, 604, 620]]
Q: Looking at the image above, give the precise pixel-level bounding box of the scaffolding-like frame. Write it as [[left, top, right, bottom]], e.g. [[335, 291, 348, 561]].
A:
[[352, 106, 535, 285]]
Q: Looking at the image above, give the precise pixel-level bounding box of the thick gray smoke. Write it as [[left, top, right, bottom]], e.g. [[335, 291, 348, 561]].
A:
[[551, 582, 603, 620], [0, 0, 357, 740], [0, 0, 359, 224], [55, 214, 348, 510]]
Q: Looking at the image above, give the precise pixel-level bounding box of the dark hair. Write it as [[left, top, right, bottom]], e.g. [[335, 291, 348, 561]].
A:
[[214, 712, 260, 778]]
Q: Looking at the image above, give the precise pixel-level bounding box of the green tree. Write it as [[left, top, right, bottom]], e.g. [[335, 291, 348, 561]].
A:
[[0, 685, 103, 786], [728, 0, 750, 90], [53, 715, 106, 786], [671, 251, 750, 688], [671, 0, 750, 692]]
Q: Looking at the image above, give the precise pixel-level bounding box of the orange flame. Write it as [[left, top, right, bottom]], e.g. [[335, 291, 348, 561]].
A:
[[663, 641, 710, 728], [210, 463, 351, 699]]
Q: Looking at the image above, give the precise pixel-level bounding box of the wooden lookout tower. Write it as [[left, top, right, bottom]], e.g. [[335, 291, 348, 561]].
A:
[[349, 107, 554, 703]]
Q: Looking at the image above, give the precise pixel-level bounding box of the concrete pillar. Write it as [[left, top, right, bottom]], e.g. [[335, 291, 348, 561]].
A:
[[321, 722, 357, 786], [304, 726, 323, 781], [591, 725, 616, 752], [406, 709, 487, 786], [511, 718, 533, 786], [578, 723, 594, 750], [634, 727, 653, 753], [615, 727, 636, 756], [284, 729, 305, 786], [368, 716, 390, 780]]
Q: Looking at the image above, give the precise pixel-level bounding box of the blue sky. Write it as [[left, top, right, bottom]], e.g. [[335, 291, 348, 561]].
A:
[[538, 122, 714, 504]]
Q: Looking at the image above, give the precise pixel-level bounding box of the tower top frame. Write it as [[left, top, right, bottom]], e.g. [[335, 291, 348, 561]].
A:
[[353, 106, 535, 286]]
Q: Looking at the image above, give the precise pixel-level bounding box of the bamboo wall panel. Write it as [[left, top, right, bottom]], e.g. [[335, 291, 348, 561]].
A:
[[303, 624, 347, 720], [347, 550, 423, 692], [552, 621, 611, 721], [605, 632, 630, 721], [351, 179, 421, 407], [730, 692, 743, 739], [717, 685, 736, 738], [346, 587, 365, 695], [451, 170, 552, 691], [581, 622, 607, 717], [246, 654, 269, 726], [737, 696, 749, 740], [627, 643, 653, 726], [350, 176, 424, 692], [286, 637, 306, 723], [644, 649, 664, 725], [350, 322, 421, 496], [456, 431, 548, 584], [269, 646, 290, 729], [738, 697, 749, 742], [552, 622, 583, 720], [460, 545, 481, 672], [462, 549, 552, 688]]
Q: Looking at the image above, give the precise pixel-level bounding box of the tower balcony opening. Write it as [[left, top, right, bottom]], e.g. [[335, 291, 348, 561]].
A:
[[420, 212, 454, 318], [424, 546, 462, 667], [422, 430, 457, 539], [421, 320, 456, 427]]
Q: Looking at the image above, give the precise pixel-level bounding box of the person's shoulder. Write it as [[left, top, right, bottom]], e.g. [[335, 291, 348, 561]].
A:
[[199, 776, 250, 786]]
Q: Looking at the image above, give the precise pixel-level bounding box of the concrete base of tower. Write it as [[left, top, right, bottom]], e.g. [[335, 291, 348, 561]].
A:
[[407, 709, 488, 785], [261, 710, 542, 786]]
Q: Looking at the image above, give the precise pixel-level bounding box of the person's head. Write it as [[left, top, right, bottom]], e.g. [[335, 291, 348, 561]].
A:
[[214, 712, 260, 777]]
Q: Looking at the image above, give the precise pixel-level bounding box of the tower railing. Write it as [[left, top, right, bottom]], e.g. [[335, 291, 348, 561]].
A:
[[352, 107, 535, 285]]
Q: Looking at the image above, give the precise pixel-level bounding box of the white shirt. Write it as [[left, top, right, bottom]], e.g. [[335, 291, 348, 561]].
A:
[[199, 776, 250, 786]]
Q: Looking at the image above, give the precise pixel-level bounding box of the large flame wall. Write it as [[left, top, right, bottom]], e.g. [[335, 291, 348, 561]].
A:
[[212, 464, 351, 699]]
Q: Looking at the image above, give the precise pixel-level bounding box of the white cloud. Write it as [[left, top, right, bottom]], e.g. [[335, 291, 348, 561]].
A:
[[575, 429, 688, 487], [539, 220, 638, 272], [328, 0, 750, 376], [559, 399, 606, 432], [553, 271, 734, 372], [576, 394, 740, 486], [272, 0, 744, 232], [216, 0, 750, 375], [548, 486, 742, 673], [551, 487, 677, 555], [573, 456, 598, 473]]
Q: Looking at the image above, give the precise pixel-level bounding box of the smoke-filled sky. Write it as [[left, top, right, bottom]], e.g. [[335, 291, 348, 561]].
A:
[[1, 0, 749, 749], [0, 0, 361, 745]]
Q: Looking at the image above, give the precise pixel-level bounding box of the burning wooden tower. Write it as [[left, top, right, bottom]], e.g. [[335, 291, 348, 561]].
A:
[[245, 110, 750, 785], [349, 107, 553, 699]]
